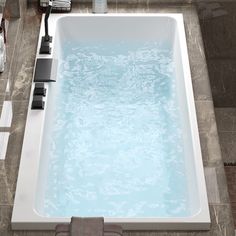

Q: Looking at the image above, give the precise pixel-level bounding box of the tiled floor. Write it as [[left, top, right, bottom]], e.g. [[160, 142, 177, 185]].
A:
[[215, 108, 236, 163], [215, 108, 236, 228], [198, 2, 236, 107], [0, 1, 235, 235]]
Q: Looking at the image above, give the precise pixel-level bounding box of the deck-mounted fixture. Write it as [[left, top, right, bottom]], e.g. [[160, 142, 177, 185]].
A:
[[34, 58, 56, 82], [32, 83, 46, 109], [40, 0, 54, 54], [31, 96, 45, 110], [34, 83, 46, 96]]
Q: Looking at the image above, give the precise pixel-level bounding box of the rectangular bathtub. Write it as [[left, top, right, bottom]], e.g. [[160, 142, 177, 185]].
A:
[[11, 14, 210, 230]]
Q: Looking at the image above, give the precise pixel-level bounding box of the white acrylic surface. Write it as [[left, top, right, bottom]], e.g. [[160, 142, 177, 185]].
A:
[[11, 14, 210, 230]]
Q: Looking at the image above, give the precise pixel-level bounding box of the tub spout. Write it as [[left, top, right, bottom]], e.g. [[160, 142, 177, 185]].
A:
[[34, 59, 57, 82]]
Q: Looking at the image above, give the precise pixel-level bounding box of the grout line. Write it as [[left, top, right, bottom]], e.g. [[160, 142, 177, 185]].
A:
[[209, 203, 233, 206], [0, 127, 10, 132], [218, 131, 236, 133], [0, 204, 14, 207], [195, 100, 213, 103]]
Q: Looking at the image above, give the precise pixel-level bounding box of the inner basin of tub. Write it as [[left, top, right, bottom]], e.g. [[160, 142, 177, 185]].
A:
[[36, 39, 191, 218]]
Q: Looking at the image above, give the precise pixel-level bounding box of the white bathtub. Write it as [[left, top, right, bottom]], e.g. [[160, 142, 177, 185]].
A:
[[11, 14, 210, 230]]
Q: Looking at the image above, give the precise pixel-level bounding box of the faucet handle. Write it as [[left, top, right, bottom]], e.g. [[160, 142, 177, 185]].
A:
[[31, 96, 45, 110], [34, 83, 46, 96]]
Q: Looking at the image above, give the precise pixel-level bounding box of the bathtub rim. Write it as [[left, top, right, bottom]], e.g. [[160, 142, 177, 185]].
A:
[[11, 13, 210, 231]]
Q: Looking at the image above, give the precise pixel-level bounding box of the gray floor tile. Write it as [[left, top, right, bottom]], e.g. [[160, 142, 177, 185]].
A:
[[204, 167, 220, 204], [218, 132, 236, 163], [207, 60, 236, 107], [199, 3, 236, 59], [195, 101, 216, 132], [184, 9, 212, 102], [5, 0, 20, 18], [199, 129, 221, 166], [203, 162, 231, 205], [198, 2, 236, 107], [0, 229, 14, 236], [214, 164, 231, 204], [206, 204, 234, 236], [215, 108, 236, 132], [0, 169, 13, 205], [10, 6, 40, 101], [0, 205, 13, 233], [0, 93, 5, 107], [0, 79, 7, 94]]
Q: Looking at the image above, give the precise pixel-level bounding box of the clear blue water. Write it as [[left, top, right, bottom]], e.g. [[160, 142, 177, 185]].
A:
[[41, 41, 189, 217]]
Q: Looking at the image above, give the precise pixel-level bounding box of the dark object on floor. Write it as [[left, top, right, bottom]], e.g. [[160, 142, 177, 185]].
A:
[[31, 95, 45, 110], [34, 58, 56, 82], [55, 217, 123, 236]]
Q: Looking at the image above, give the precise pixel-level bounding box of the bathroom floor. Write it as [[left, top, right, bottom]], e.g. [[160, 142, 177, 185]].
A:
[[198, 2, 236, 232], [215, 108, 236, 228], [0, 1, 235, 235]]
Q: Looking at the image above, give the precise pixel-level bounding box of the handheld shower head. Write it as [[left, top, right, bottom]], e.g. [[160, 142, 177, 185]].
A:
[[44, 0, 53, 42], [40, 0, 53, 54]]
